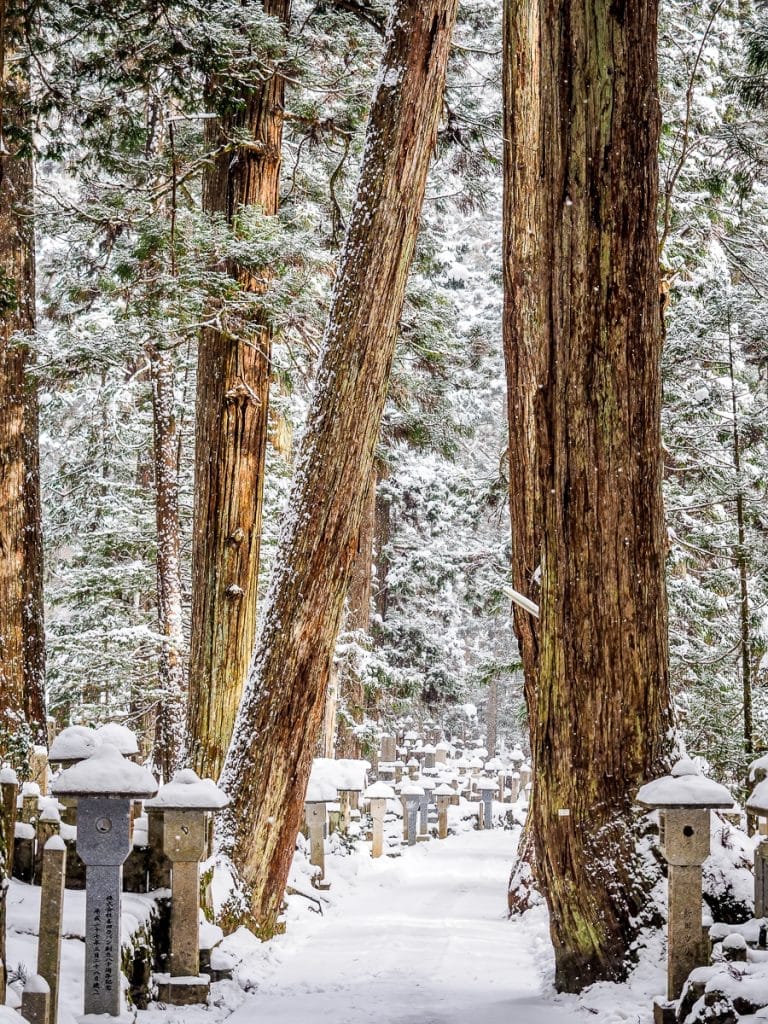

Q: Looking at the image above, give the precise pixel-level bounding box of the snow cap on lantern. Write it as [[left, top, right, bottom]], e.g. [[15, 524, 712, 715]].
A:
[[364, 781, 395, 801], [145, 768, 228, 811], [94, 722, 140, 758], [636, 757, 733, 811], [51, 742, 157, 799], [48, 725, 98, 767]]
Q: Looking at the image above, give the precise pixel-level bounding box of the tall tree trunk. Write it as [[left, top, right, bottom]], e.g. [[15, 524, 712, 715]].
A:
[[0, 0, 46, 754], [187, 0, 291, 780], [503, 0, 674, 992], [221, 0, 459, 937], [149, 345, 186, 778], [335, 465, 377, 758], [727, 314, 753, 773]]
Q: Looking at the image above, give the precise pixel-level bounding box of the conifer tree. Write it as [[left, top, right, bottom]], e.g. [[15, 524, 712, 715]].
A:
[[221, 0, 459, 936]]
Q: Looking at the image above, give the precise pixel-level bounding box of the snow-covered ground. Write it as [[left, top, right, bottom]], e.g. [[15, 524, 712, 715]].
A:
[[6, 825, 665, 1023]]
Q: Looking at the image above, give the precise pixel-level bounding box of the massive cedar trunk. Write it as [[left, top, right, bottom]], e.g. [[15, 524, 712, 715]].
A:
[[149, 346, 185, 777], [503, 0, 674, 992], [0, 1, 46, 754], [221, 0, 459, 936], [335, 465, 377, 758], [187, 0, 291, 780]]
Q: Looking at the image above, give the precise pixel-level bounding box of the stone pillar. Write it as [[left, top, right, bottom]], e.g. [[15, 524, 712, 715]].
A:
[[305, 801, 329, 888], [20, 976, 50, 1024], [78, 799, 133, 1015], [435, 790, 452, 839], [0, 769, 18, 880], [756, 839, 768, 918], [147, 807, 171, 889], [338, 790, 352, 831], [662, 808, 711, 1001], [369, 798, 387, 858], [401, 789, 422, 847], [418, 791, 429, 840], [34, 806, 60, 886], [478, 782, 498, 829], [29, 748, 49, 796], [381, 736, 397, 762], [37, 836, 66, 1024], [154, 810, 211, 1005], [21, 784, 40, 826]]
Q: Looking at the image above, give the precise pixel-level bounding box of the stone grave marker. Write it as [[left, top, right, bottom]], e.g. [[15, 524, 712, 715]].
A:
[[364, 781, 394, 858], [637, 758, 733, 1008], [434, 784, 454, 839], [747, 779, 768, 918], [400, 783, 423, 847], [37, 835, 66, 1024], [477, 779, 498, 829], [146, 770, 228, 1005], [51, 744, 157, 1017], [20, 974, 50, 1024]]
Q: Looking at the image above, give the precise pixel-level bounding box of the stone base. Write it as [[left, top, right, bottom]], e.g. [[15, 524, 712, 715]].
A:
[[416, 834, 430, 843], [154, 973, 211, 1006], [312, 879, 332, 892], [653, 997, 677, 1024]]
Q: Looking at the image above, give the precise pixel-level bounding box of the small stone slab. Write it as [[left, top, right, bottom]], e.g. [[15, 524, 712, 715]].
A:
[[155, 974, 211, 1007]]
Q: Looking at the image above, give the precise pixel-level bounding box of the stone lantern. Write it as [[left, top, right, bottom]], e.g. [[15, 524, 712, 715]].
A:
[[51, 744, 157, 1017], [636, 758, 733, 1005], [48, 726, 99, 826], [145, 769, 228, 1005], [304, 776, 336, 890], [364, 781, 394, 858], [746, 775, 768, 917], [422, 744, 436, 770], [435, 741, 450, 765], [400, 783, 423, 847], [477, 779, 498, 829], [434, 784, 454, 839]]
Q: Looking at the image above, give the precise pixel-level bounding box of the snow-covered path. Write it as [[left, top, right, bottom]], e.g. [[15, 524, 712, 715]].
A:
[[226, 829, 580, 1024]]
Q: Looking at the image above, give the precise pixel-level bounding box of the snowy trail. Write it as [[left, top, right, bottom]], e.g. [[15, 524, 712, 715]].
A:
[[226, 830, 581, 1024]]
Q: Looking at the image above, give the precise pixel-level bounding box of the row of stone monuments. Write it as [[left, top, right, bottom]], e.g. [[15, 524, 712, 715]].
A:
[[301, 733, 526, 888], [1, 726, 229, 1022]]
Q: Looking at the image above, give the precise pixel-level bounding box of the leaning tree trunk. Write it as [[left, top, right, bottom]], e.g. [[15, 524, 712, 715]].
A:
[[221, 0, 459, 937], [187, 0, 291, 781], [503, 0, 674, 992], [0, 1, 46, 755]]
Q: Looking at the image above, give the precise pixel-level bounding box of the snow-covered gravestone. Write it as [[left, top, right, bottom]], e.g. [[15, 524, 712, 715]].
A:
[[381, 735, 397, 763], [477, 779, 498, 830], [145, 770, 228, 1006], [305, 776, 335, 890], [746, 775, 768, 918], [422, 744, 436, 770], [636, 759, 733, 1005], [20, 974, 50, 1024], [434, 784, 454, 840], [51, 744, 157, 1017], [37, 835, 66, 1024], [400, 783, 423, 847], [365, 781, 394, 858]]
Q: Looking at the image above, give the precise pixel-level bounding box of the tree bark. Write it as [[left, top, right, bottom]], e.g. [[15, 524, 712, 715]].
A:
[[503, 0, 674, 992], [0, 0, 46, 754], [187, 0, 291, 781], [221, 0, 458, 937], [335, 465, 377, 758], [149, 346, 186, 778]]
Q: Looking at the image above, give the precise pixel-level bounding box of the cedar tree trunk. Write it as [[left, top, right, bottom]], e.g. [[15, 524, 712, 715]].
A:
[[503, 0, 674, 991], [187, 0, 290, 780], [221, 0, 458, 936], [0, 1, 46, 752], [149, 345, 186, 777]]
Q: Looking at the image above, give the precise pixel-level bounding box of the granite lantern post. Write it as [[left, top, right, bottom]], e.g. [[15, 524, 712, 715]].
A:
[[51, 744, 157, 1017], [636, 758, 734, 1008], [400, 783, 423, 847], [746, 778, 768, 918], [477, 779, 498, 829], [364, 781, 394, 859], [145, 770, 228, 1006], [36, 835, 66, 1024], [434, 784, 453, 839], [304, 778, 335, 890]]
